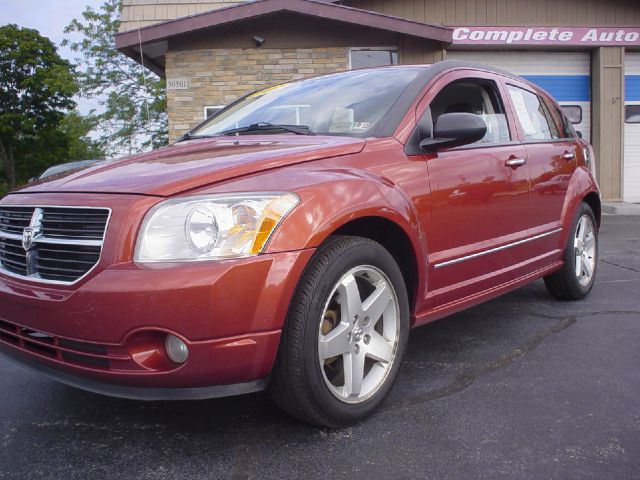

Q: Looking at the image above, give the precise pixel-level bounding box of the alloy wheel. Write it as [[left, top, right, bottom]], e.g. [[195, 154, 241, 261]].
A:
[[574, 214, 596, 286], [318, 265, 400, 404]]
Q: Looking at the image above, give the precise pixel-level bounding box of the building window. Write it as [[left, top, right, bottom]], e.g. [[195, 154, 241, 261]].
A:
[[204, 105, 225, 119], [625, 105, 640, 123], [349, 48, 398, 69], [561, 105, 582, 124]]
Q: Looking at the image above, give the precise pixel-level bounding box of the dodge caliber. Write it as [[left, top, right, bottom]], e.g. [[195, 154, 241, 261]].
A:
[[0, 62, 600, 427]]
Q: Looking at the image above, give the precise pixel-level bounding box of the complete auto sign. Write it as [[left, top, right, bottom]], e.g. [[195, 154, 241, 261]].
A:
[[453, 27, 640, 46]]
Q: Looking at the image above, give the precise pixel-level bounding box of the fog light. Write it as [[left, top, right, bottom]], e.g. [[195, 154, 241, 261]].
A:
[[165, 334, 189, 364]]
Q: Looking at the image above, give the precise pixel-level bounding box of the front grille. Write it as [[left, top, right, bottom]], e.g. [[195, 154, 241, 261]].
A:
[[0, 206, 110, 284]]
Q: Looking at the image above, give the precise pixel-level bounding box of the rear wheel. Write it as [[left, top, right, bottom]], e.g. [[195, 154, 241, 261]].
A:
[[544, 202, 598, 300], [269, 236, 409, 427]]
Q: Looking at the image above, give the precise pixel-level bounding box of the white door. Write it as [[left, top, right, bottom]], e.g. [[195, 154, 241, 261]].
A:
[[624, 52, 640, 203], [446, 51, 591, 141]]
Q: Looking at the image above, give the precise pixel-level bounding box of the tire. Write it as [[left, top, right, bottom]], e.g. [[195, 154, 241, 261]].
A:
[[544, 202, 598, 300], [269, 235, 410, 428]]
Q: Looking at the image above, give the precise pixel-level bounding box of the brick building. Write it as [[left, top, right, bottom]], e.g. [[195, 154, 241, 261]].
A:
[[115, 0, 640, 203]]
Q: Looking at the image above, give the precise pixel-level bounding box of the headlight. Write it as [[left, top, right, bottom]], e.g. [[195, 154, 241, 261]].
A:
[[135, 192, 299, 262]]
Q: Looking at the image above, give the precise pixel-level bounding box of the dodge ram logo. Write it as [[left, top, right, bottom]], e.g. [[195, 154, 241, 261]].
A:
[[22, 227, 39, 252]]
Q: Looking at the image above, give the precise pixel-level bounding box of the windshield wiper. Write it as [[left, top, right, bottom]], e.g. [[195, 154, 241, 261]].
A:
[[175, 132, 215, 142], [175, 123, 313, 143], [215, 122, 314, 136]]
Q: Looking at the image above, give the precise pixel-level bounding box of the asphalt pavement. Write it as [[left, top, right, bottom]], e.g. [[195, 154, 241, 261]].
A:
[[1, 215, 639, 479]]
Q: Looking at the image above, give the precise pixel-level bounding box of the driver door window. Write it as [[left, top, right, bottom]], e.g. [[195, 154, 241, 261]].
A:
[[429, 79, 511, 145]]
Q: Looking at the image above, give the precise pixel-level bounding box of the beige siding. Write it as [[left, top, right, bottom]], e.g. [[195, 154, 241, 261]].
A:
[[346, 0, 640, 26], [165, 47, 348, 140], [398, 37, 446, 64], [120, 0, 244, 32], [592, 47, 625, 202]]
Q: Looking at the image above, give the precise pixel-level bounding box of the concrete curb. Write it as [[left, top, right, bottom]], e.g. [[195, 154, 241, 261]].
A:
[[602, 202, 640, 215]]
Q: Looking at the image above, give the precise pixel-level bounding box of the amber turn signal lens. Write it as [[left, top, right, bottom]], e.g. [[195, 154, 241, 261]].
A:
[[249, 195, 299, 254]]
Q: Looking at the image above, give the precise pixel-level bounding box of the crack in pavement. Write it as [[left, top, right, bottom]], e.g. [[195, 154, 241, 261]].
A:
[[599, 259, 640, 274], [227, 310, 640, 477], [379, 310, 640, 414]]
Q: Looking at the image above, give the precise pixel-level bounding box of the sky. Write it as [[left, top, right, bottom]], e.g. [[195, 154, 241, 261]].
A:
[[1, 0, 106, 114]]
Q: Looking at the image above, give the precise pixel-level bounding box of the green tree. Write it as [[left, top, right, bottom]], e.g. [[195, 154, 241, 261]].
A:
[[59, 111, 105, 161], [63, 0, 168, 156], [0, 24, 78, 188]]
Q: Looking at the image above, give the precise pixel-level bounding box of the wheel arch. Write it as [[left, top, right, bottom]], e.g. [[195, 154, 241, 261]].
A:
[[559, 167, 601, 248], [329, 216, 421, 315], [265, 174, 428, 319], [582, 191, 601, 228]]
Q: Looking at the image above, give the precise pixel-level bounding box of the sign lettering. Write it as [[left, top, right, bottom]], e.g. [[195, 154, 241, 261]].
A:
[[452, 27, 640, 46]]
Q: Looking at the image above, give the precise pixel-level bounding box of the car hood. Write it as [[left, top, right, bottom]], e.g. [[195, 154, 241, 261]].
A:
[[16, 135, 366, 197]]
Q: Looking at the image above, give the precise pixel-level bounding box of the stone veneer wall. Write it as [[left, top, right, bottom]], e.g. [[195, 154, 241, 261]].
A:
[[165, 47, 349, 141]]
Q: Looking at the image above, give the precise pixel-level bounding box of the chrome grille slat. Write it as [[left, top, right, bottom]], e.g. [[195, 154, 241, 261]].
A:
[[39, 257, 97, 266], [0, 207, 34, 235], [41, 208, 109, 240], [0, 206, 110, 285], [0, 256, 28, 271], [2, 250, 27, 260]]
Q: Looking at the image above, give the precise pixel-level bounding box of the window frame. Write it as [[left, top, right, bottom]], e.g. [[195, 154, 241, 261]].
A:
[[348, 47, 398, 70], [560, 105, 583, 125], [625, 104, 640, 124], [204, 105, 225, 120]]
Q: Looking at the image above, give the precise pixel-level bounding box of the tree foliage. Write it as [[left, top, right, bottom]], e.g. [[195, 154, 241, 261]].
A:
[[0, 24, 78, 188], [60, 111, 106, 161], [63, 0, 168, 155]]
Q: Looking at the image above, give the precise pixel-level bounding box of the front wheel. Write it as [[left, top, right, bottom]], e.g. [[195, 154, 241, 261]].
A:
[[269, 236, 409, 427], [544, 202, 598, 300]]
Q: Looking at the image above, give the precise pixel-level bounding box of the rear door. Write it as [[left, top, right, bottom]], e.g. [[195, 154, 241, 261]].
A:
[[503, 80, 577, 253], [415, 70, 530, 306]]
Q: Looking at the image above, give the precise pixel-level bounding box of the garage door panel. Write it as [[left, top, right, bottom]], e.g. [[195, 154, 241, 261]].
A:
[[624, 53, 640, 203]]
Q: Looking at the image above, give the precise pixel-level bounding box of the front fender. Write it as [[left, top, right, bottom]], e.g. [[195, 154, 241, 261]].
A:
[[265, 168, 427, 263]]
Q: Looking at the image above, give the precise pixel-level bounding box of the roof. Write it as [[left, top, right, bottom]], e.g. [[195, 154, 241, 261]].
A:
[[115, 0, 453, 75]]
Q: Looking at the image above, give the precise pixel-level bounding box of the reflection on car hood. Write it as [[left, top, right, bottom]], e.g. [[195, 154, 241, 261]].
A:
[[15, 135, 366, 197]]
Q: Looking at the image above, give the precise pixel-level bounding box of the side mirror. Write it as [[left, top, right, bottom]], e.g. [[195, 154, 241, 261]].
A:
[[420, 112, 487, 152]]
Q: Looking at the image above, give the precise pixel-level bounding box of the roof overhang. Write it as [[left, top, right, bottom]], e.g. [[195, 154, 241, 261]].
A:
[[115, 0, 453, 76]]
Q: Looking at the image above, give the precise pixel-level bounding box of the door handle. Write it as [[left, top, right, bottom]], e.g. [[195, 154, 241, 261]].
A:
[[562, 151, 575, 161], [505, 157, 526, 168]]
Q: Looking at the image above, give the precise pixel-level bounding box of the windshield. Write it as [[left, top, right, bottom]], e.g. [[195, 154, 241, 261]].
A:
[[191, 68, 424, 138]]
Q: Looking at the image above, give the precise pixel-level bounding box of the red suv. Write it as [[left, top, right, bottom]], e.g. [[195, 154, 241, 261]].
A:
[[0, 62, 600, 427]]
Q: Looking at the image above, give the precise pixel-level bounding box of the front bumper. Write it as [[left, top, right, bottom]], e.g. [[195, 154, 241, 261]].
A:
[[0, 346, 268, 400], [0, 248, 314, 397]]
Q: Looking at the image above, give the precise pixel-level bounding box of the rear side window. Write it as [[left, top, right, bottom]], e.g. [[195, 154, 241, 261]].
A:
[[429, 78, 511, 144], [544, 98, 575, 139], [507, 85, 559, 141]]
